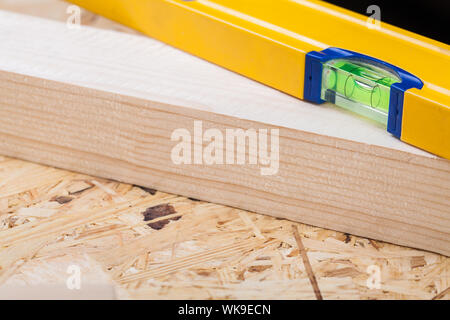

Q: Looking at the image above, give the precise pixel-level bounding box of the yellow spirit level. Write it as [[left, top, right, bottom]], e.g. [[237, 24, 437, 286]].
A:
[[67, 0, 450, 159]]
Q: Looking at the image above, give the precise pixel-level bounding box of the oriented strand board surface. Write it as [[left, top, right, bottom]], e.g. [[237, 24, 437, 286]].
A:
[[0, 1, 448, 299], [0, 156, 448, 300]]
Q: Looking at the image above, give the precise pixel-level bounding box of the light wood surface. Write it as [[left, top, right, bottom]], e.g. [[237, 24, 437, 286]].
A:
[[0, 1, 448, 300], [0, 9, 448, 255], [0, 157, 448, 300]]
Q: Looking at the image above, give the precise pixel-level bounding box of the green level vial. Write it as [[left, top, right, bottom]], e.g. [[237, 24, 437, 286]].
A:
[[321, 59, 401, 125]]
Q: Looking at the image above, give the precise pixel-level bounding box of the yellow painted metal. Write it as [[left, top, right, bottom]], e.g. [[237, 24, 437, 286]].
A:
[[66, 0, 450, 158], [402, 87, 450, 159]]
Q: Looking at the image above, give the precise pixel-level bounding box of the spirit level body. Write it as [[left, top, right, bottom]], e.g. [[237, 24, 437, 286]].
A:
[[67, 0, 450, 159]]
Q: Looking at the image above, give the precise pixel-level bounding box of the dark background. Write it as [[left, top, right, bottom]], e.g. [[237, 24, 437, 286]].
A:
[[323, 0, 450, 44]]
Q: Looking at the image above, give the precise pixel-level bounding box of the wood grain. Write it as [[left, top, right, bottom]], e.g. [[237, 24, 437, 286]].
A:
[[1, 157, 448, 300], [0, 10, 448, 255]]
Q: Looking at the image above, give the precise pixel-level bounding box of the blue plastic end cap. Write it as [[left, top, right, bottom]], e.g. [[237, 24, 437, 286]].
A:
[[303, 47, 423, 138]]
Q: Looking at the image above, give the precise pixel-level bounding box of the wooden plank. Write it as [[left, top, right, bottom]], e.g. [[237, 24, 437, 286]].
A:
[[0, 10, 448, 255]]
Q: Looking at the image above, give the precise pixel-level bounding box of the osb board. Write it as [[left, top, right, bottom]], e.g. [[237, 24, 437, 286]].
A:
[[0, 0, 448, 300], [0, 156, 448, 300]]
